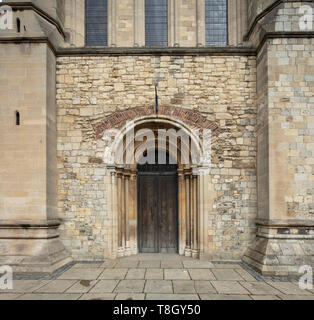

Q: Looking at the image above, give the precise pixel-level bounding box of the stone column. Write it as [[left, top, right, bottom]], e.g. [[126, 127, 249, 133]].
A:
[[178, 169, 186, 255], [117, 169, 124, 256], [196, 0, 205, 46], [108, 166, 118, 258], [192, 174, 199, 258], [129, 170, 138, 254], [108, 0, 116, 46], [184, 170, 192, 257], [124, 171, 131, 256], [168, 0, 178, 46], [134, 0, 145, 46]]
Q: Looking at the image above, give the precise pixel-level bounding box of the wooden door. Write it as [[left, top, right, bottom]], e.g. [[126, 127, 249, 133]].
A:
[[138, 161, 178, 253]]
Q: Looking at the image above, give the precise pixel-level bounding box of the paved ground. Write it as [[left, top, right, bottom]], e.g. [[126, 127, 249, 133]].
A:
[[1, 254, 313, 300]]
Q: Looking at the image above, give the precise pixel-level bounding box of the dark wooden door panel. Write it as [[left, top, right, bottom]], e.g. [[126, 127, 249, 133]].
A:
[[138, 173, 178, 254], [138, 176, 158, 253], [159, 176, 178, 253]]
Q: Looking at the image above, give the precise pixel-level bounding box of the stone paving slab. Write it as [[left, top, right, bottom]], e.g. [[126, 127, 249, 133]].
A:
[[234, 268, 257, 281], [16, 293, 81, 300], [211, 281, 250, 295], [173, 280, 196, 294], [115, 261, 139, 268], [138, 260, 161, 268], [189, 269, 216, 280], [89, 280, 119, 293], [65, 280, 97, 293], [58, 268, 103, 280], [251, 295, 280, 300], [194, 281, 217, 294], [164, 269, 190, 280], [126, 269, 146, 280], [0, 280, 50, 293], [199, 294, 252, 300], [240, 282, 282, 295], [34, 280, 77, 293], [115, 293, 145, 300], [266, 282, 313, 295], [212, 263, 242, 269], [161, 261, 183, 269], [146, 294, 199, 300], [135, 254, 183, 261], [145, 269, 163, 280], [100, 260, 117, 268], [212, 269, 244, 281], [183, 261, 214, 269], [144, 280, 173, 294], [79, 293, 116, 300], [99, 269, 128, 280], [0, 293, 23, 300], [278, 295, 314, 300], [114, 280, 145, 293]]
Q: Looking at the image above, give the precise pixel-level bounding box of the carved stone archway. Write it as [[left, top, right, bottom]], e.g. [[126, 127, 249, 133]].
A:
[[107, 116, 212, 259]]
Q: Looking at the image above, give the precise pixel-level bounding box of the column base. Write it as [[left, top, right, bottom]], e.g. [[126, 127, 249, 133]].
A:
[[242, 220, 314, 277], [191, 249, 199, 259], [184, 247, 192, 257], [0, 239, 72, 275], [0, 221, 72, 275], [117, 247, 125, 258]]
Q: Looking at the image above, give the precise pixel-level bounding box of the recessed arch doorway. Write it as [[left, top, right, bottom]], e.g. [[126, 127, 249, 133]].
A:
[[137, 150, 178, 253], [108, 116, 212, 259]]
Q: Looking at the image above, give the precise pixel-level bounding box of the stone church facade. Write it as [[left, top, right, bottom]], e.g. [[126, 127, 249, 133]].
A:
[[0, 0, 313, 276]]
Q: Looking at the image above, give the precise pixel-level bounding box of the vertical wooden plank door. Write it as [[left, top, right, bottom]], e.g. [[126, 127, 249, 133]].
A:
[[138, 173, 178, 253]]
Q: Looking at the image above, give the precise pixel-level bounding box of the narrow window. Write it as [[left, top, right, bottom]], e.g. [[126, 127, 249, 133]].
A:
[[16, 18, 21, 33], [16, 111, 20, 126], [205, 0, 228, 46], [85, 0, 108, 46], [145, 0, 168, 46]]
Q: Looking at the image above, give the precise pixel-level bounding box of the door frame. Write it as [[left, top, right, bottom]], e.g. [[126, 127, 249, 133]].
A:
[[137, 171, 179, 254], [108, 116, 212, 259]]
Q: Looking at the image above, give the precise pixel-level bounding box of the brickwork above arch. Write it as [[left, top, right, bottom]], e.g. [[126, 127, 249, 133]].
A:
[[93, 106, 220, 140]]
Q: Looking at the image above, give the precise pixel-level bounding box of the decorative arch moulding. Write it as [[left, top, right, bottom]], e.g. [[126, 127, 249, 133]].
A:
[[92, 106, 221, 140]]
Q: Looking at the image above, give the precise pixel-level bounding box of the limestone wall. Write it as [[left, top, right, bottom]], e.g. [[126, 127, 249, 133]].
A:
[[56, 54, 257, 260], [267, 37, 314, 220], [0, 43, 50, 222]]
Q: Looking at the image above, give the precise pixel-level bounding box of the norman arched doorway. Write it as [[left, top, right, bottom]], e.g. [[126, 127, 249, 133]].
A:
[[138, 151, 178, 253], [108, 116, 212, 259]]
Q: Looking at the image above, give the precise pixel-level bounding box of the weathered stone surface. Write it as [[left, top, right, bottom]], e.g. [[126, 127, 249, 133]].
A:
[[239, 282, 282, 295], [146, 294, 199, 300], [59, 268, 103, 280], [164, 269, 190, 280], [35, 280, 76, 293], [211, 281, 250, 295], [56, 55, 257, 261], [199, 294, 251, 300], [79, 293, 116, 300], [188, 269, 216, 280], [144, 280, 173, 294], [126, 269, 146, 280], [99, 269, 128, 280], [145, 269, 163, 280], [114, 280, 145, 293], [89, 280, 119, 293], [173, 280, 196, 294], [211, 269, 244, 281]]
